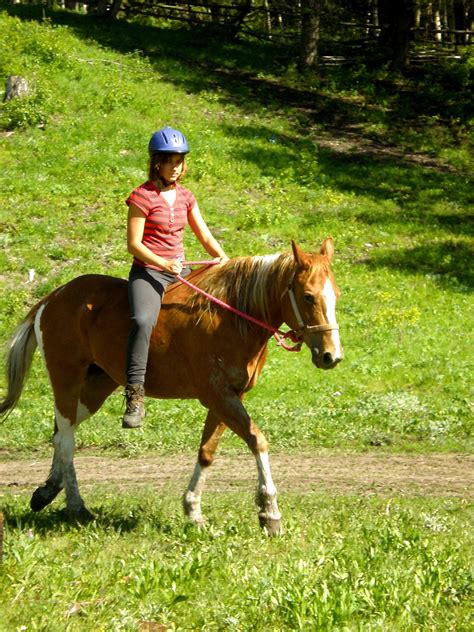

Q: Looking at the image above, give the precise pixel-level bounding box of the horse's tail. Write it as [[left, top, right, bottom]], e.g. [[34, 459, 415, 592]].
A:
[[0, 301, 43, 420]]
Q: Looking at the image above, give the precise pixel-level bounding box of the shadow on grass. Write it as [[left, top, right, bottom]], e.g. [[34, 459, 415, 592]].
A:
[[3, 4, 472, 288], [225, 122, 472, 238], [364, 239, 473, 290], [431, 211, 474, 237], [2, 498, 178, 534], [5, 3, 471, 146]]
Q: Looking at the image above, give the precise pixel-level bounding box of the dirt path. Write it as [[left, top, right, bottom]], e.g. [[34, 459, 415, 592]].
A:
[[1, 453, 472, 498]]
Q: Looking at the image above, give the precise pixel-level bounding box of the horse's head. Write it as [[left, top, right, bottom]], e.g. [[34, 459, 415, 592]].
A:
[[283, 239, 343, 369]]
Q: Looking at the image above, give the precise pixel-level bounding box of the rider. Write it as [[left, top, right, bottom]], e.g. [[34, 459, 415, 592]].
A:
[[123, 126, 228, 428]]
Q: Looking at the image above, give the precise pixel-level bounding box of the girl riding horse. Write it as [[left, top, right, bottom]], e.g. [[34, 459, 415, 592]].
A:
[[124, 126, 228, 427]]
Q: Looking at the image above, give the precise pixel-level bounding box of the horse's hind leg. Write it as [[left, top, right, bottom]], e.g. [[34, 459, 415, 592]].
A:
[[31, 366, 118, 520], [31, 405, 91, 520], [30, 421, 65, 512], [65, 368, 117, 520], [183, 410, 226, 525]]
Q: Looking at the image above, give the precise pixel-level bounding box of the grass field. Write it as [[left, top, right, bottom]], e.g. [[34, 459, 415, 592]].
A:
[[1, 490, 473, 630], [0, 4, 473, 630]]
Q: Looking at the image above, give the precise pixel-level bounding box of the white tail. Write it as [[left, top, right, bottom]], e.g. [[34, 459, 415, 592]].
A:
[[0, 315, 37, 419]]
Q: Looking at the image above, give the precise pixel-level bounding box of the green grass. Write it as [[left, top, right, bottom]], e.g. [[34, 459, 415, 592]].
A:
[[0, 5, 472, 455], [1, 491, 472, 631]]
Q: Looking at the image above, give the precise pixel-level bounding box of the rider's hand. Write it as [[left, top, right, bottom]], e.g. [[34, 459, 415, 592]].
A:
[[163, 259, 183, 275]]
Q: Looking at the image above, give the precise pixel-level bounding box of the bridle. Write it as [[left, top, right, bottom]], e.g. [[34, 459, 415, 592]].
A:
[[177, 261, 339, 352], [286, 271, 340, 340]]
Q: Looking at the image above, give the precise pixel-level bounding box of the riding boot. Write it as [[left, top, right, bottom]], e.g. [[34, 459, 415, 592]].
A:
[[122, 383, 145, 428]]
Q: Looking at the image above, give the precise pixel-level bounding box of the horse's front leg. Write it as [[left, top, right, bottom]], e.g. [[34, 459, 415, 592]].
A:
[[183, 410, 226, 526], [255, 450, 281, 536], [202, 394, 282, 536]]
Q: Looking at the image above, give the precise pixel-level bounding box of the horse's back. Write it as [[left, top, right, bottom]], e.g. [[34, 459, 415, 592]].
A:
[[44, 274, 128, 313], [36, 269, 262, 397], [56, 273, 127, 297]]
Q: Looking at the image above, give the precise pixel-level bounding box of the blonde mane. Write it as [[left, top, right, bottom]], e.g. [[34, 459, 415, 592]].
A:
[[189, 253, 295, 334]]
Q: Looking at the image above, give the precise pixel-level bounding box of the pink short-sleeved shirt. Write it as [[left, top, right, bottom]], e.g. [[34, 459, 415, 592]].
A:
[[126, 180, 196, 269]]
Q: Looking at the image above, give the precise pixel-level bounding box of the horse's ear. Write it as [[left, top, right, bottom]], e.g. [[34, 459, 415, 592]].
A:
[[320, 237, 334, 262], [291, 239, 307, 266]]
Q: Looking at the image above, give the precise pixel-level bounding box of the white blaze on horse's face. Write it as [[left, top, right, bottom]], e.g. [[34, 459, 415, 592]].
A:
[[321, 277, 343, 364], [302, 273, 343, 370]]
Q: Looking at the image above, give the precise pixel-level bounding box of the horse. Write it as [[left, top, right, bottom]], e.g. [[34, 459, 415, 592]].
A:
[[0, 239, 342, 535]]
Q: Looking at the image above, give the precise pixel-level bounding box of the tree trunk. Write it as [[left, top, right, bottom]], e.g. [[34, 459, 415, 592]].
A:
[[203, 0, 220, 23], [264, 0, 272, 37], [96, 0, 108, 17], [4, 76, 29, 102], [368, 0, 380, 35], [378, 0, 415, 68], [299, 0, 321, 71], [268, 0, 286, 32], [454, 0, 468, 43], [434, 3, 443, 42], [110, 0, 122, 19]]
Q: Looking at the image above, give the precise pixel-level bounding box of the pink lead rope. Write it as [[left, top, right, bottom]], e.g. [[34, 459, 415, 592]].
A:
[[178, 261, 302, 352]]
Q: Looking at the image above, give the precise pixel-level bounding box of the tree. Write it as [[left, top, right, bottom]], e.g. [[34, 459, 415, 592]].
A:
[[299, 0, 321, 70], [378, 0, 415, 68], [109, 0, 122, 19]]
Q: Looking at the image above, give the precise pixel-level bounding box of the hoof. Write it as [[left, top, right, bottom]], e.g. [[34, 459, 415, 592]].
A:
[[30, 486, 61, 512], [185, 514, 207, 530], [259, 516, 283, 537], [68, 506, 95, 523], [122, 416, 142, 428]]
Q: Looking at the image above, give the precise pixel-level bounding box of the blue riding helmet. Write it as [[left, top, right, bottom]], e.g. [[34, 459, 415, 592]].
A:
[[148, 126, 189, 154]]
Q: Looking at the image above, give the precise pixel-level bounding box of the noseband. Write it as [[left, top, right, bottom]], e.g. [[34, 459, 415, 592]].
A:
[[286, 273, 340, 340]]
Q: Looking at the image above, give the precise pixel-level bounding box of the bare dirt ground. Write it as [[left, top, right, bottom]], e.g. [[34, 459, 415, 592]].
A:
[[1, 452, 473, 498]]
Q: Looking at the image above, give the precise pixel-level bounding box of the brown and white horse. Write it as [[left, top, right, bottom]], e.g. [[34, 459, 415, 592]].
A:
[[0, 239, 342, 534]]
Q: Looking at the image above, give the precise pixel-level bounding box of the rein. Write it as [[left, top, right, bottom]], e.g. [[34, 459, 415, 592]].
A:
[[178, 261, 302, 352]]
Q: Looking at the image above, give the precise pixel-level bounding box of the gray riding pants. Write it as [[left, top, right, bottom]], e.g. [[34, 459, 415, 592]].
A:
[[126, 264, 190, 385]]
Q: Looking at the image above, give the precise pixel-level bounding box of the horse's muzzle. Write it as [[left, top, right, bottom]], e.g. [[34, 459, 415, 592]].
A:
[[311, 347, 343, 370]]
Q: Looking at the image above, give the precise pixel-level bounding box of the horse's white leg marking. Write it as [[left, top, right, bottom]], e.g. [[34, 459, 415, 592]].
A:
[[322, 279, 342, 360], [55, 410, 86, 515], [183, 462, 208, 524], [47, 443, 64, 486], [255, 451, 281, 523]]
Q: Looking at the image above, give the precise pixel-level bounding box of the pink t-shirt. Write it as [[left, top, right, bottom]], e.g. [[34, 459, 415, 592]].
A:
[[126, 181, 196, 269]]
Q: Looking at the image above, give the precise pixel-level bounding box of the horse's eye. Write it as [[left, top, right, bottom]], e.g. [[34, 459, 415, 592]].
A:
[[304, 293, 314, 304]]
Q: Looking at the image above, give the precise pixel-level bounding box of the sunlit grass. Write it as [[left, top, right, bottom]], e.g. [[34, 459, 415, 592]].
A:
[[1, 491, 472, 630], [0, 8, 472, 456]]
